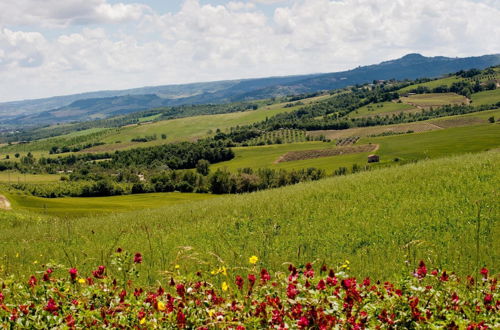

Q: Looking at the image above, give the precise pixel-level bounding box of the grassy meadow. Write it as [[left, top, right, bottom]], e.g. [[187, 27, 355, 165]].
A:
[[1, 191, 219, 218], [400, 93, 469, 107], [0, 151, 498, 283], [471, 88, 500, 106]]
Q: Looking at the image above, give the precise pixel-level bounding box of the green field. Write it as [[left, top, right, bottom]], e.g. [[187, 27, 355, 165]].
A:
[[1, 191, 218, 218], [401, 93, 469, 107], [212, 122, 500, 172], [0, 172, 61, 184], [1, 151, 498, 281], [350, 101, 417, 117], [398, 76, 463, 93], [471, 89, 500, 106]]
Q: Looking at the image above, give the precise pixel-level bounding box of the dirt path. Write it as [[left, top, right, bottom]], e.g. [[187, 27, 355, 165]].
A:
[[0, 194, 12, 210]]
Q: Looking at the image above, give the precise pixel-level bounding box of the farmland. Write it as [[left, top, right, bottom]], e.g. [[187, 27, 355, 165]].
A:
[[349, 101, 417, 118], [400, 92, 469, 108]]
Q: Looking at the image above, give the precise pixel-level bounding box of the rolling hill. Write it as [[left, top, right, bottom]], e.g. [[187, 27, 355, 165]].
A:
[[2, 53, 499, 127]]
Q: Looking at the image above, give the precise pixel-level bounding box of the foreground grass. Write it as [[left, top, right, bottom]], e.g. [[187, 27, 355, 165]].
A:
[[0, 151, 498, 283]]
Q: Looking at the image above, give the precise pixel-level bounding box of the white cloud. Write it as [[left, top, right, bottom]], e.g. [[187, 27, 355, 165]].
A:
[[0, 0, 499, 102], [0, 0, 150, 28]]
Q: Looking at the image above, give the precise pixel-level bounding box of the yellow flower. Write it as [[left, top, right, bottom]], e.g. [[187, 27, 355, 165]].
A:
[[157, 301, 166, 311], [140, 318, 146, 325], [33, 260, 38, 264], [222, 281, 229, 291], [221, 266, 227, 276], [78, 278, 86, 284], [249, 256, 259, 264], [208, 309, 215, 317], [15, 253, 19, 258], [174, 264, 180, 269]]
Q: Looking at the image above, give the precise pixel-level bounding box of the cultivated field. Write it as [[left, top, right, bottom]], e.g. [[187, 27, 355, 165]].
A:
[[349, 101, 417, 118], [400, 93, 469, 108]]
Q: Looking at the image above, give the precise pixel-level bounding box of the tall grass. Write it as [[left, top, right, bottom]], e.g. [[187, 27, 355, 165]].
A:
[[0, 151, 498, 284]]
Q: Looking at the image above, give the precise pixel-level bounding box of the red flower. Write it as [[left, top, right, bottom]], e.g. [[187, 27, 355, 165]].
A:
[[92, 265, 106, 279], [66, 314, 76, 327], [28, 275, 37, 288], [176, 284, 185, 297], [260, 269, 271, 282], [298, 316, 309, 328], [415, 261, 427, 279], [134, 253, 143, 264], [480, 267, 488, 278], [440, 271, 449, 282], [177, 310, 186, 328], [304, 263, 314, 278], [235, 275, 244, 290], [44, 298, 59, 313], [248, 274, 256, 288], [0, 292, 4, 303], [43, 268, 53, 282], [69, 268, 78, 281], [287, 283, 298, 299], [363, 277, 371, 287], [484, 294, 492, 305], [316, 279, 326, 291]]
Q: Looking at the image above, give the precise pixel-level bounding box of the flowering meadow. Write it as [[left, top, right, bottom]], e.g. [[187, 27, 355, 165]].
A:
[[0, 249, 498, 328]]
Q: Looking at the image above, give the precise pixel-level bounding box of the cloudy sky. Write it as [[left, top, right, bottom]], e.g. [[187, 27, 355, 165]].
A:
[[1, 0, 499, 102]]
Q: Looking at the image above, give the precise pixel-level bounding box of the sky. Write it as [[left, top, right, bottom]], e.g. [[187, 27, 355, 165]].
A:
[[0, 0, 499, 102]]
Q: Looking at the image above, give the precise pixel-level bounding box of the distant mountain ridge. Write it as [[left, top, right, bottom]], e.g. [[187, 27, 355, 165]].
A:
[[2, 53, 499, 127]]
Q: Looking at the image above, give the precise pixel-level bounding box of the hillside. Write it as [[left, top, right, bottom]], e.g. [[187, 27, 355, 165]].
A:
[[1, 151, 498, 281], [2, 53, 499, 127]]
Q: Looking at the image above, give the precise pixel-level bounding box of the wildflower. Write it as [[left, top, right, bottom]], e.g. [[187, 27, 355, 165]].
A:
[[304, 263, 314, 278], [480, 267, 488, 278], [287, 283, 298, 299], [484, 294, 492, 305], [44, 298, 59, 313], [249, 256, 259, 264], [298, 316, 309, 328], [235, 275, 244, 290], [0, 292, 4, 303], [28, 275, 37, 288], [260, 268, 271, 282], [78, 278, 85, 284], [222, 282, 229, 291], [175, 264, 180, 269], [316, 279, 326, 291], [92, 265, 106, 279], [116, 247, 123, 253], [440, 271, 449, 282], [177, 310, 186, 328], [43, 268, 53, 282], [134, 252, 143, 264], [248, 274, 256, 287], [69, 268, 78, 281], [157, 301, 166, 311], [176, 284, 185, 297], [415, 260, 427, 279], [65, 315, 75, 327]]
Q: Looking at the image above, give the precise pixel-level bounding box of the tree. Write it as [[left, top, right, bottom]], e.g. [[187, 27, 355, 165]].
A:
[[196, 159, 210, 176]]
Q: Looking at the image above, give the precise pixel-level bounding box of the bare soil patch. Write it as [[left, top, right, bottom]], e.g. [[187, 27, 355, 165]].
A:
[[432, 117, 487, 129], [275, 144, 378, 163], [0, 194, 12, 210]]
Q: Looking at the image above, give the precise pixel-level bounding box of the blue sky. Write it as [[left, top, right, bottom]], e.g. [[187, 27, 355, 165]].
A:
[[0, 0, 499, 102]]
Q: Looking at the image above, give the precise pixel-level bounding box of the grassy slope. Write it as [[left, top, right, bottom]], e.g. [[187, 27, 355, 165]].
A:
[[0, 172, 61, 184], [398, 76, 462, 93], [400, 93, 468, 107], [0, 151, 498, 281], [212, 120, 500, 172], [1, 191, 218, 218], [471, 89, 500, 106]]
